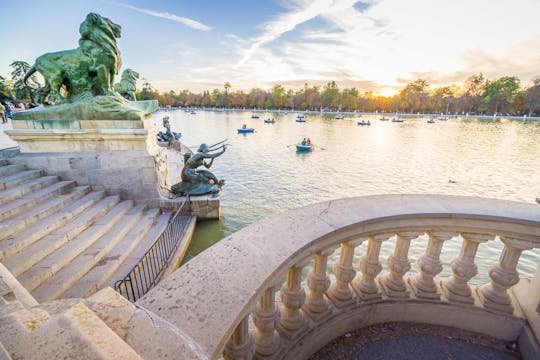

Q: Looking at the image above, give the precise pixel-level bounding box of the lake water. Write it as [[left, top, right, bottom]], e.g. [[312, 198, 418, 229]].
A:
[[156, 110, 540, 281]]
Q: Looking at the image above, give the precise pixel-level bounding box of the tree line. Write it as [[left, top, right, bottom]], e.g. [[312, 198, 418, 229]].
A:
[[1, 60, 539, 116], [139, 75, 540, 116]]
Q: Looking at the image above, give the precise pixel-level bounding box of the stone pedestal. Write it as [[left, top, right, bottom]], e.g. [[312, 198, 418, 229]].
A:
[[5, 103, 170, 201]]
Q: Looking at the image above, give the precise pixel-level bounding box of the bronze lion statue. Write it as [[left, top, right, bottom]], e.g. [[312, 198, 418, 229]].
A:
[[24, 13, 122, 104], [114, 69, 139, 101]]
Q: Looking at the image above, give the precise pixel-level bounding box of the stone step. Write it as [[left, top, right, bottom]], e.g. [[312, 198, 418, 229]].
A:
[[0, 186, 91, 244], [0, 302, 142, 359], [0, 180, 75, 222], [0, 170, 43, 191], [61, 208, 161, 299], [109, 212, 171, 292], [34, 204, 147, 302], [18, 200, 134, 292], [0, 191, 105, 262], [0, 340, 12, 360], [0, 164, 25, 178], [4, 195, 120, 276], [0, 176, 59, 206]]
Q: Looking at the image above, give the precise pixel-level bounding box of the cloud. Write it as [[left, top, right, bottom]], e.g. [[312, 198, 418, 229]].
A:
[[112, 1, 212, 31], [236, 0, 337, 66], [143, 0, 540, 92]]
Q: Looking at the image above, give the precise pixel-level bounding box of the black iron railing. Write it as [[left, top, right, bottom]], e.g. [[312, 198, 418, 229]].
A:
[[114, 198, 192, 302]]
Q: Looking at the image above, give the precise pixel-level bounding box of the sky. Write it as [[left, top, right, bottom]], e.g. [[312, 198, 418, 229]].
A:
[[2, 0, 540, 95]]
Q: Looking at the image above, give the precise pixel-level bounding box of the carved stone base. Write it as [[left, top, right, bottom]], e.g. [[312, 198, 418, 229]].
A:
[[351, 281, 382, 301], [276, 317, 308, 341], [441, 281, 475, 304], [326, 290, 357, 308], [302, 301, 333, 323], [408, 278, 441, 300], [378, 277, 410, 299], [476, 287, 514, 314]]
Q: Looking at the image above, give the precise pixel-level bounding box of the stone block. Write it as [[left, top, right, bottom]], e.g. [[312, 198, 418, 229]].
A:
[[68, 155, 100, 171]]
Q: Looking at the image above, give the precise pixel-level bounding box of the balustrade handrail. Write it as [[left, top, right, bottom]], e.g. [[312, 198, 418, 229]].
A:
[[114, 196, 191, 302], [137, 195, 540, 359]]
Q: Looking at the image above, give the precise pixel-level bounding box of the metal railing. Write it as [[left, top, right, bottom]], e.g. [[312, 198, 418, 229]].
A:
[[114, 197, 192, 302]]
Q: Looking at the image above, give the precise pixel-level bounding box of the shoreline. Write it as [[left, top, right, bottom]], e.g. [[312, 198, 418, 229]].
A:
[[159, 107, 540, 121]]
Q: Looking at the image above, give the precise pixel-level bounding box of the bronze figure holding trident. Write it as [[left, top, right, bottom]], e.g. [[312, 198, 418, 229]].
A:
[[171, 140, 228, 196]]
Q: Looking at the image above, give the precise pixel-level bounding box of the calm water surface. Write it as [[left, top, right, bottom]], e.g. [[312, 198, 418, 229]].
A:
[[156, 110, 540, 280]]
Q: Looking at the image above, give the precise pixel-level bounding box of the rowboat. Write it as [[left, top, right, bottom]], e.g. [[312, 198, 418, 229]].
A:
[[357, 121, 371, 126], [379, 117, 389, 121], [392, 118, 404, 123], [238, 128, 255, 133], [251, 114, 260, 119], [296, 144, 313, 152], [296, 118, 306, 122], [427, 119, 435, 124], [264, 119, 275, 123], [335, 116, 344, 120]]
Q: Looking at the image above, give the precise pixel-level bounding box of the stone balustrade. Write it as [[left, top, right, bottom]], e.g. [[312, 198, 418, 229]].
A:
[[138, 195, 540, 359]]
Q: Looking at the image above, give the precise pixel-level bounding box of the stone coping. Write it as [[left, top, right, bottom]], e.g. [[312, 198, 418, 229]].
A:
[[138, 194, 540, 359], [11, 119, 145, 130]]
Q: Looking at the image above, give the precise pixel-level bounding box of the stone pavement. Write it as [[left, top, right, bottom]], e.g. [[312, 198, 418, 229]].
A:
[[0, 121, 18, 150], [310, 322, 520, 360]]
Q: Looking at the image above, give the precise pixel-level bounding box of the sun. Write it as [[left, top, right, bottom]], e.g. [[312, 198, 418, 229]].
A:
[[378, 87, 397, 97]]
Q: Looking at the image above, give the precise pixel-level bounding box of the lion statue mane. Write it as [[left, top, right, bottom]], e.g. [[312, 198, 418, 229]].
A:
[[24, 13, 122, 104], [114, 69, 139, 101]]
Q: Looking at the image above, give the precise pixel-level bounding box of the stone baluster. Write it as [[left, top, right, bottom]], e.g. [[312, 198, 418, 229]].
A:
[[442, 232, 491, 303], [478, 237, 533, 314], [327, 239, 365, 307], [223, 315, 255, 360], [379, 231, 420, 298], [253, 286, 280, 358], [351, 234, 388, 300], [302, 249, 334, 321], [410, 231, 455, 299], [278, 263, 308, 339]]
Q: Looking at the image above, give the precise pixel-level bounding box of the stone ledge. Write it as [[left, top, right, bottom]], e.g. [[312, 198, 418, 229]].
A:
[[6, 129, 149, 152], [11, 119, 145, 130]]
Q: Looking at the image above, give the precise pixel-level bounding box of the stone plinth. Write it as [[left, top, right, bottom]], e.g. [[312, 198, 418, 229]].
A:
[[188, 195, 221, 219], [5, 103, 171, 201], [9, 150, 166, 201], [149, 194, 221, 220]]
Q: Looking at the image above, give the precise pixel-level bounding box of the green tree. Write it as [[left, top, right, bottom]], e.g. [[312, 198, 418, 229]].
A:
[[431, 85, 457, 113], [0, 75, 14, 101], [321, 81, 340, 109], [460, 73, 485, 114], [271, 84, 286, 109], [210, 89, 223, 107], [480, 76, 521, 114], [341, 88, 359, 111], [523, 76, 540, 116], [138, 78, 159, 100], [223, 82, 231, 107], [10, 60, 40, 101], [399, 79, 430, 113]]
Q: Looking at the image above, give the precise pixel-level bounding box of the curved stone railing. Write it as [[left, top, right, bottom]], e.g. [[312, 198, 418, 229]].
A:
[[138, 195, 540, 359]]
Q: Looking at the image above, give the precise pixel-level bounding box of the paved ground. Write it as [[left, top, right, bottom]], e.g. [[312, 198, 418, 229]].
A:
[[310, 322, 521, 360], [0, 121, 17, 150]]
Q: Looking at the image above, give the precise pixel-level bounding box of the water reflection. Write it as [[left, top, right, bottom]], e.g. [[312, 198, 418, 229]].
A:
[[160, 110, 540, 278]]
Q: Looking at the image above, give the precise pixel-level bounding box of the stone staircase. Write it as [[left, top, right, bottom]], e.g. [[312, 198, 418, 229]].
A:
[[0, 159, 172, 303], [0, 286, 195, 359]]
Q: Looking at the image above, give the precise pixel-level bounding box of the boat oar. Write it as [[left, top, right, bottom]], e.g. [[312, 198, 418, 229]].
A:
[[312, 144, 326, 150]]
